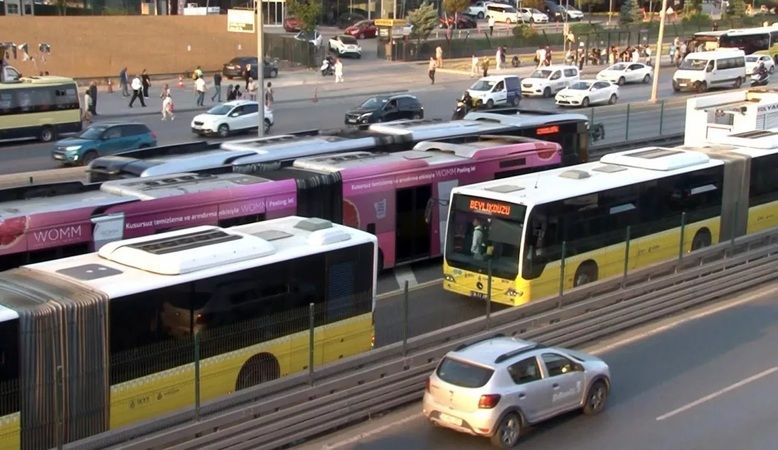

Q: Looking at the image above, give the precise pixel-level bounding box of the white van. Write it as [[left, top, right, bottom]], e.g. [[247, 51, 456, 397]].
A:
[[521, 65, 580, 97], [467, 75, 521, 108], [485, 3, 521, 23], [672, 49, 746, 93]]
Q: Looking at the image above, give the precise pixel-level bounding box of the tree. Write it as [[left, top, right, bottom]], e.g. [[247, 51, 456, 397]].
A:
[[286, 0, 322, 33], [728, 0, 746, 17], [619, 0, 642, 24], [407, 2, 439, 43], [443, 0, 470, 16]]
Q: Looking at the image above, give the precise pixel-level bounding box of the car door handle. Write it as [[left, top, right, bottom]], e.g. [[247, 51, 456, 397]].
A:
[[552, 383, 559, 388], [518, 393, 526, 399]]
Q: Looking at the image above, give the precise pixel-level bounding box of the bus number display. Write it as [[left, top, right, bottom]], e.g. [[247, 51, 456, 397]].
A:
[[536, 125, 560, 136], [468, 199, 512, 217]]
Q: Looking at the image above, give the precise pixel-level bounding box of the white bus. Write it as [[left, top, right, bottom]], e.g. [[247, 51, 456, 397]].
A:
[[0, 216, 377, 449]]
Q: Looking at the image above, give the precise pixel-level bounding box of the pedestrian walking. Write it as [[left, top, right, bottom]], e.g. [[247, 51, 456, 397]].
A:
[[194, 75, 207, 106], [128, 74, 146, 107], [248, 77, 258, 100], [537, 46, 546, 68], [226, 84, 236, 101], [193, 65, 204, 80], [211, 72, 223, 103], [481, 57, 490, 77], [544, 46, 552, 66], [159, 83, 171, 100], [161, 94, 175, 121], [495, 47, 502, 71], [141, 69, 151, 98], [577, 44, 585, 70], [88, 81, 98, 116], [435, 46, 444, 68], [82, 90, 93, 124], [428, 57, 437, 84], [470, 54, 479, 78], [231, 85, 242, 100], [244, 64, 252, 89], [488, 16, 495, 36], [119, 67, 129, 97], [265, 81, 274, 107], [334, 58, 344, 83]]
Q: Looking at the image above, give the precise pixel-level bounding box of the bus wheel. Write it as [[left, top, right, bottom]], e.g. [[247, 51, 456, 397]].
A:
[[691, 229, 712, 251], [235, 352, 280, 391], [40, 126, 56, 142], [573, 262, 598, 287]]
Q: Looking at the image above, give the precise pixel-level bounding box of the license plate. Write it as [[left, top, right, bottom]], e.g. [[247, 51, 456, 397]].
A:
[[346, 118, 357, 123], [53, 154, 64, 160], [470, 291, 487, 299], [678, 83, 687, 87], [439, 413, 462, 426]]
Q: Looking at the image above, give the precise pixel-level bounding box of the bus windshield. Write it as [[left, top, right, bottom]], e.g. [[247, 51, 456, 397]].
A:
[[445, 194, 526, 280], [679, 58, 708, 70]]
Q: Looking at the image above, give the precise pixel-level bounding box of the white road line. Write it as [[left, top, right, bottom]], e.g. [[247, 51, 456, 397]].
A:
[[393, 265, 418, 291], [656, 366, 778, 421], [321, 412, 422, 449]]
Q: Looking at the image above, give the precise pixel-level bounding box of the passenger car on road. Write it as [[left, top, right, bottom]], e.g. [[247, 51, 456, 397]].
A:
[[521, 65, 580, 97], [423, 337, 611, 449], [596, 62, 653, 85], [467, 1, 490, 18], [518, 7, 548, 22], [52, 122, 156, 166], [222, 56, 279, 80], [328, 35, 363, 58], [344, 94, 424, 125], [191, 100, 273, 137], [555, 80, 619, 107], [345, 20, 377, 38], [745, 54, 775, 74]]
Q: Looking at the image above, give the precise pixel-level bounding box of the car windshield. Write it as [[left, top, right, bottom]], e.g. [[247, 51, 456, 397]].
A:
[[436, 357, 494, 388], [78, 126, 108, 139], [530, 69, 553, 78], [566, 5, 580, 11], [609, 63, 628, 71], [470, 79, 496, 91], [207, 104, 233, 115], [745, 56, 758, 62], [531, 8, 543, 13], [229, 58, 247, 65], [360, 97, 387, 108], [340, 36, 358, 44], [679, 58, 708, 70], [569, 81, 592, 90]]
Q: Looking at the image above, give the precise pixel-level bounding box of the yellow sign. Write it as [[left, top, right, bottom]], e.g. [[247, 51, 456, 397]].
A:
[[375, 18, 406, 27]]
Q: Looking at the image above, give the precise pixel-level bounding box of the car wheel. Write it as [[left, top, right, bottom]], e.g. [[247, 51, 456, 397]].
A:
[[264, 118, 272, 134], [581, 97, 590, 107], [510, 96, 519, 107], [583, 380, 609, 415], [412, 113, 422, 120], [617, 76, 626, 86], [643, 74, 651, 83], [81, 150, 98, 166], [217, 124, 230, 138], [39, 126, 56, 143], [608, 94, 617, 105], [771, 66, 775, 74], [478, 12, 484, 19], [270, 69, 278, 78], [543, 87, 551, 98], [695, 81, 707, 93], [490, 412, 521, 449], [486, 99, 495, 108], [672, 80, 681, 92]]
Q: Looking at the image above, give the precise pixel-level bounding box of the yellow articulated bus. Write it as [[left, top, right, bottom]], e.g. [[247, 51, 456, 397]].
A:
[[0, 75, 82, 142], [443, 137, 778, 306], [0, 216, 377, 449]]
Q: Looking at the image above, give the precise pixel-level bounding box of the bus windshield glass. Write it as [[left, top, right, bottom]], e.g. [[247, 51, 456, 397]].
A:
[[445, 194, 526, 279], [679, 58, 707, 70]]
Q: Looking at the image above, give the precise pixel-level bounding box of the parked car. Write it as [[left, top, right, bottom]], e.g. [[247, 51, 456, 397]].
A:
[[328, 35, 363, 58], [191, 100, 273, 137], [486, 3, 521, 23], [336, 11, 367, 28], [52, 122, 156, 166], [439, 14, 478, 29], [422, 337, 611, 449], [521, 65, 580, 97], [467, 0, 490, 18], [518, 7, 549, 22], [745, 54, 776, 74], [222, 56, 279, 80], [345, 19, 377, 38], [544, 0, 584, 20], [596, 62, 652, 85], [555, 80, 619, 107], [295, 30, 322, 48], [345, 94, 424, 125], [283, 16, 301, 32]]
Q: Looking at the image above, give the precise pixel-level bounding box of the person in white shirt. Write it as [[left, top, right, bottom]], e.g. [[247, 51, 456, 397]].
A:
[[128, 75, 146, 107], [495, 47, 502, 70], [471, 218, 486, 260], [161, 94, 175, 121], [334, 58, 344, 83], [488, 15, 495, 36], [471, 54, 479, 78], [194, 76, 207, 107]]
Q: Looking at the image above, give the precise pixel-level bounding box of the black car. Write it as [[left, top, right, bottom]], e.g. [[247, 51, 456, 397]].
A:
[[222, 56, 279, 80], [344, 94, 424, 125]]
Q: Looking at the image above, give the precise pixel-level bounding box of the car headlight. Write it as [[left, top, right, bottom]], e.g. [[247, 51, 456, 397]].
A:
[[65, 145, 81, 151]]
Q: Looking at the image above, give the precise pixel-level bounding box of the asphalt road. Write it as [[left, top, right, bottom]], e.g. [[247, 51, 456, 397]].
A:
[[302, 281, 778, 450]]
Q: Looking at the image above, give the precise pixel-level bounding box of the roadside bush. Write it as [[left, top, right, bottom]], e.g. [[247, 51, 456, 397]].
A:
[[512, 24, 538, 40], [682, 12, 712, 27], [569, 22, 604, 36]]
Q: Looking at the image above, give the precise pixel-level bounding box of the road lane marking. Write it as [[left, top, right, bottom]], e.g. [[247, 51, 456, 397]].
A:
[[393, 266, 418, 291], [655, 366, 778, 421], [321, 412, 422, 449]]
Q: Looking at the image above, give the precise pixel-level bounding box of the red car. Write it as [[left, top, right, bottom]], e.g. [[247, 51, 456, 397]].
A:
[[439, 14, 477, 29], [344, 20, 377, 39], [283, 16, 301, 32]]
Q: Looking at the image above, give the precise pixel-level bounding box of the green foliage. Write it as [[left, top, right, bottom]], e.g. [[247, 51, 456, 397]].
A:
[[442, 0, 470, 16], [682, 12, 713, 26], [682, 1, 698, 16], [619, 0, 642, 24], [407, 2, 439, 43], [512, 24, 538, 40], [728, 0, 746, 17], [286, 0, 321, 32], [575, 0, 599, 13], [569, 22, 604, 35]]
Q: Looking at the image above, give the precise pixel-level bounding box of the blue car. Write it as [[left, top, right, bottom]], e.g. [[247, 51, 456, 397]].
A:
[[52, 122, 157, 166]]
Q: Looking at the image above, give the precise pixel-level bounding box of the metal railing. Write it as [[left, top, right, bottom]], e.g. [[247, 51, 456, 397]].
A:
[[68, 225, 778, 449], [589, 98, 687, 152]]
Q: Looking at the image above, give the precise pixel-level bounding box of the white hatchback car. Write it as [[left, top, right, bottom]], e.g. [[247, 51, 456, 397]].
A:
[[518, 7, 548, 22], [596, 62, 653, 85], [555, 80, 619, 107], [745, 54, 775, 74], [521, 65, 580, 97], [191, 100, 274, 137]]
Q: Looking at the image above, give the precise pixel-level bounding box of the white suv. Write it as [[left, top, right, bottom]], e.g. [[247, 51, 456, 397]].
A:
[[485, 3, 521, 23], [521, 65, 580, 97], [423, 337, 611, 448], [467, 0, 490, 19]]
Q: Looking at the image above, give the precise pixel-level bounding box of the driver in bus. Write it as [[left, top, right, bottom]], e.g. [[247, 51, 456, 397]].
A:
[[471, 217, 486, 260]]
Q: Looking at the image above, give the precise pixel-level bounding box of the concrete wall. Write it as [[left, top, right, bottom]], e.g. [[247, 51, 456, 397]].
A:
[[0, 15, 259, 79]]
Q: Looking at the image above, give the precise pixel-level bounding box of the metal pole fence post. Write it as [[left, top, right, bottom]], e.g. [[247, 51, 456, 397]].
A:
[[194, 332, 201, 421], [309, 302, 315, 385], [622, 225, 631, 287], [402, 280, 409, 356], [624, 103, 631, 141], [559, 241, 567, 296], [678, 212, 687, 262], [659, 99, 665, 135], [731, 200, 738, 249], [486, 259, 492, 329]]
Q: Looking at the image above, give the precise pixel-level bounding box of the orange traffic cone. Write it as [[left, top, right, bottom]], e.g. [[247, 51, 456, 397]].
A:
[[178, 75, 184, 89]]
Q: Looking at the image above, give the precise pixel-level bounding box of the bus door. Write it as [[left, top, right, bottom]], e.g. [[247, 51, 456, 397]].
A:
[[434, 180, 459, 253], [395, 184, 432, 262]]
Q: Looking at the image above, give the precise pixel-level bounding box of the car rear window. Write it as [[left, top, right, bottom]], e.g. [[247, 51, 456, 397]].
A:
[[436, 356, 494, 388]]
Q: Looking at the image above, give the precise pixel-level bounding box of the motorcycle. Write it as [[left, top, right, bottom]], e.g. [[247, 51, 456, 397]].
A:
[[321, 56, 335, 77], [751, 68, 769, 87], [452, 99, 467, 120]]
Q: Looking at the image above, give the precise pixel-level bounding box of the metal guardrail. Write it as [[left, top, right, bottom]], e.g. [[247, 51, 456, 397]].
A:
[[68, 227, 778, 450], [590, 132, 684, 157]]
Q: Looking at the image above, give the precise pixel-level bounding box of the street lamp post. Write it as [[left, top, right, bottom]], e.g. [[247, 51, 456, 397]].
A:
[[256, 0, 266, 137], [649, 0, 669, 103], [608, 0, 613, 25]]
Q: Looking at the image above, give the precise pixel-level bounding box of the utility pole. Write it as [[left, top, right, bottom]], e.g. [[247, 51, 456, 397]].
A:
[[256, 0, 265, 137], [608, 0, 613, 24], [650, 0, 669, 103]]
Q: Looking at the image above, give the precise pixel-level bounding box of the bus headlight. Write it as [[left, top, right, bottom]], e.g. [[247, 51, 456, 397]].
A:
[[506, 288, 519, 297], [65, 145, 81, 151], [444, 274, 456, 283]]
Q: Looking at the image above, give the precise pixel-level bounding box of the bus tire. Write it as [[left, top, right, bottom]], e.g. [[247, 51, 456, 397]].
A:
[[40, 126, 56, 142], [235, 352, 280, 391], [573, 262, 598, 287], [691, 229, 712, 251]]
